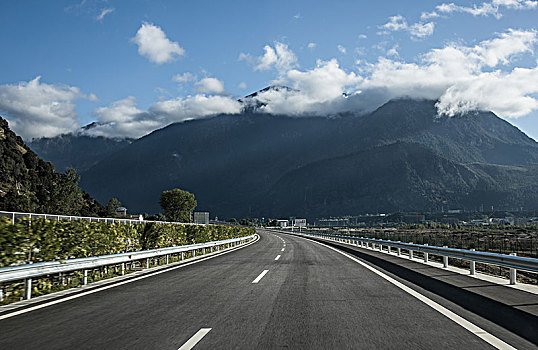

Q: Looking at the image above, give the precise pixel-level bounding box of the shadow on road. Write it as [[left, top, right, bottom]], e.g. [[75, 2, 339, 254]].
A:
[[307, 236, 538, 345]]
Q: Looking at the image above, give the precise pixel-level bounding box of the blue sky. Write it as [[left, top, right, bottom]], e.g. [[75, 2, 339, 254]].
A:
[[1, 0, 538, 140]]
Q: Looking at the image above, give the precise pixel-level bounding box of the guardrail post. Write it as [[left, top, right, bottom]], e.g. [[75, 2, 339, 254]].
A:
[[509, 253, 517, 285], [146, 258, 150, 269], [24, 278, 32, 300], [166, 254, 169, 264], [181, 252, 184, 260], [443, 246, 448, 268], [379, 244, 382, 252], [121, 263, 125, 275], [470, 249, 476, 275], [0, 286, 4, 302], [83, 270, 88, 285], [424, 244, 429, 262], [409, 243, 414, 259]]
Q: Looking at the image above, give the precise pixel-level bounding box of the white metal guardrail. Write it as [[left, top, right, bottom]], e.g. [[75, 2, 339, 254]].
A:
[[279, 230, 538, 285], [0, 210, 202, 225], [0, 234, 256, 300]]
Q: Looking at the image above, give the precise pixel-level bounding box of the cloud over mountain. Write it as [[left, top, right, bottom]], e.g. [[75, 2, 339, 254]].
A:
[[2, 25, 537, 141], [0, 77, 94, 139], [85, 94, 241, 138], [241, 29, 538, 118]]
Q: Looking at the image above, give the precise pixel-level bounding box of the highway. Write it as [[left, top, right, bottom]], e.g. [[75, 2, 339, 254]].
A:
[[0, 229, 536, 349]]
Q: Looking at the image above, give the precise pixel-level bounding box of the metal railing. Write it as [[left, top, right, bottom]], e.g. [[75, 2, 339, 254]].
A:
[[282, 230, 538, 285], [0, 234, 256, 300], [0, 210, 202, 225]]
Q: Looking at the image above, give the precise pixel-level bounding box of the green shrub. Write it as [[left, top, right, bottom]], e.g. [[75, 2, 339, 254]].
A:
[[0, 218, 254, 267]]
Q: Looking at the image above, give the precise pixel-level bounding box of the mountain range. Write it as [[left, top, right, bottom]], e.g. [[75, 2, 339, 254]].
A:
[[27, 97, 532, 220], [28, 131, 132, 173]]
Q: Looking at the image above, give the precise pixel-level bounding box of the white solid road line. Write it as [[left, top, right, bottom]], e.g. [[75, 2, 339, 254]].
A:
[[178, 328, 212, 350], [0, 235, 260, 321], [252, 270, 269, 283], [275, 255, 281, 261], [307, 238, 516, 350]]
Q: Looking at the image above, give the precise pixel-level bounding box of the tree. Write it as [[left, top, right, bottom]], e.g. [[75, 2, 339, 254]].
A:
[[45, 169, 85, 215], [159, 189, 197, 222], [105, 198, 122, 217]]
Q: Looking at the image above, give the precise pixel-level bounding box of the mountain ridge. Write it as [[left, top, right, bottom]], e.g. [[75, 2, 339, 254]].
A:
[[74, 98, 538, 218]]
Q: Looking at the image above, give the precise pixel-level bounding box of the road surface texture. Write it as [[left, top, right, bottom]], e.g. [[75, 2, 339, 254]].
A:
[[0, 229, 536, 349]]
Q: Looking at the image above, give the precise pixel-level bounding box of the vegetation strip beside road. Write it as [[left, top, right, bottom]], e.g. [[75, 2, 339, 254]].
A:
[[0, 218, 254, 304]]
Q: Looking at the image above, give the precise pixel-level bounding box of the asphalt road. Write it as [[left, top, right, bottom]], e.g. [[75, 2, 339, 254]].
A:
[[0, 230, 535, 349]]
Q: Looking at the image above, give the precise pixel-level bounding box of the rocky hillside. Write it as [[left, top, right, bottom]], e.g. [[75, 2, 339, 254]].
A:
[[0, 117, 104, 215]]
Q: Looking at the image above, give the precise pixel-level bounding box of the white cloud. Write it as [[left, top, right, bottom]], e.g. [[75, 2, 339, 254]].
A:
[[437, 2, 500, 18], [337, 45, 347, 54], [420, 11, 440, 20], [436, 0, 537, 19], [251, 42, 298, 72], [382, 0, 536, 40], [255, 45, 278, 70], [89, 97, 161, 139], [131, 23, 185, 64], [381, 15, 408, 31], [386, 45, 399, 57], [247, 59, 362, 115], [358, 34, 368, 39], [95, 7, 114, 21], [380, 15, 435, 39], [238, 82, 247, 89], [241, 29, 538, 120], [0, 77, 88, 139], [358, 29, 538, 118], [436, 67, 538, 117], [173, 72, 196, 83], [87, 94, 242, 138], [307, 42, 317, 49], [194, 77, 225, 94], [150, 95, 241, 119], [409, 22, 435, 39]]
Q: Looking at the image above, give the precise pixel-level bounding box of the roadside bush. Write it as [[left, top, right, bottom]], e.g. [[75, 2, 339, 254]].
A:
[[0, 218, 254, 267]]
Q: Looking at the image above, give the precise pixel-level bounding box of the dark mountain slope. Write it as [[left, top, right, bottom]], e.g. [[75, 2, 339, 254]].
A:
[[261, 142, 538, 218], [356, 99, 538, 165], [29, 134, 132, 173], [78, 99, 538, 218]]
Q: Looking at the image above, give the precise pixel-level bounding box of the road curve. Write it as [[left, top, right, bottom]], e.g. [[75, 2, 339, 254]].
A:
[[0, 229, 534, 349]]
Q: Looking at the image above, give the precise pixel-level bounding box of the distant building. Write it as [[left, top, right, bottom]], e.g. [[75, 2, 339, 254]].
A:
[[116, 207, 127, 217], [489, 217, 515, 225], [293, 218, 307, 228], [277, 219, 289, 228], [193, 212, 210, 224]]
